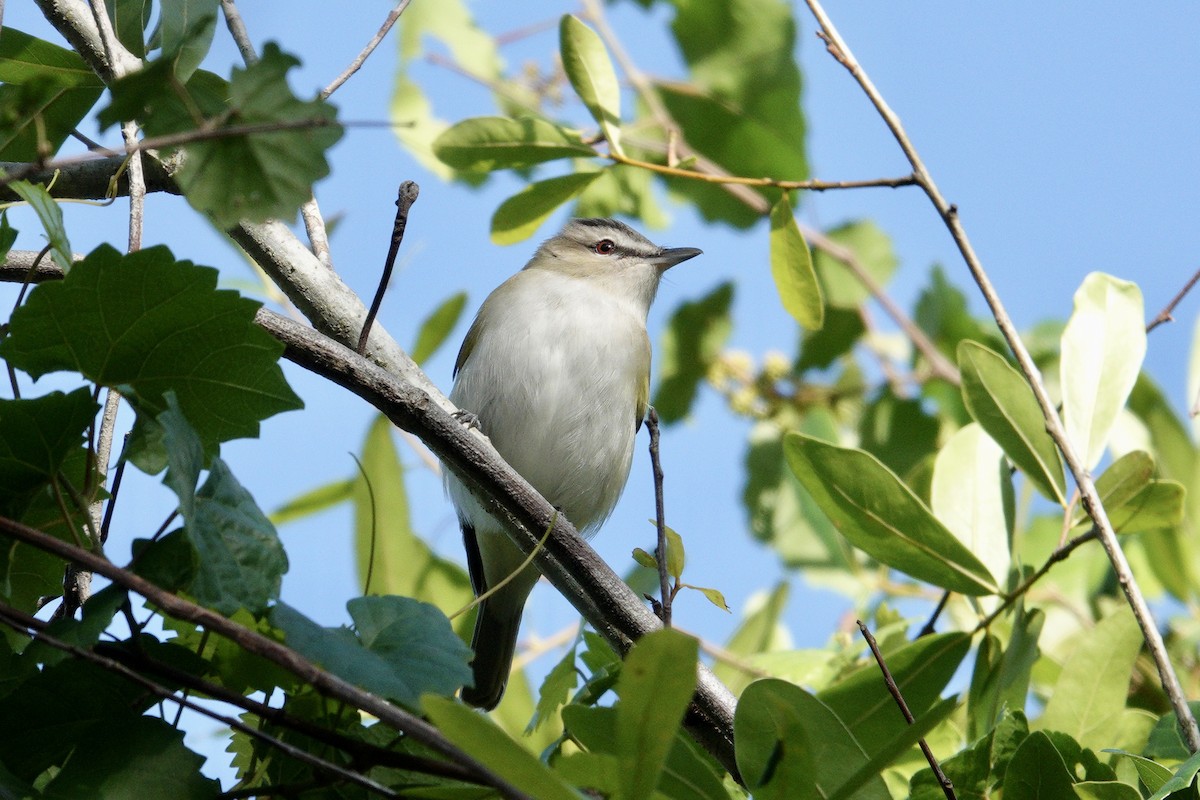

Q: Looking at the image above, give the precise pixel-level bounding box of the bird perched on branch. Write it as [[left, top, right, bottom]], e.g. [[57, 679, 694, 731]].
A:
[[445, 218, 701, 709]]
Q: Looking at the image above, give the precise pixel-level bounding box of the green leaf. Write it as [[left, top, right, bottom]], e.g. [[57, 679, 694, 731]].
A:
[[24, 585, 125, 667], [615, 629, 699, 800], [1109, 751, 1174, 793], [1060, 273, 1146, 470], [1108, 480, 1185, 534], [769, 195, 823, 330], [42, 716, 219, 799], [411, 291, 468, 365], [930, 423, 1012, 589], [7, 180, 71, 271], [811, 221, 898, 309], [1074, 781, 1144, 800], [353, 416, 473, 629], [0, 389, 97, 517], [574, 163, 669, 229], [1080, 450, 1155, 529], [663, 525, 686, 581], [1037, 606, 1141, 750], [967, 605, 1043, 741], [858, 389, 940, 483], [528, 640, 578, 733], [157, 401, 287, 616], [689, 584, 731, 612], [784, 433, 998, 595], [0, 29, 104, 161], [914, 265, 1004, 360], [735, 679, 889, 800], [154, 0, 219, 81], [433, 116, 597, 171], [712, 582, 789, 695], [818, 633, 970, 756], [632, 548, 657, 569], [653, 282, 734, 423], [269, 478, 354, 525], [560, 15, 622, 155], [797, 307, 865, 372], [107, 0, 153, 58], [422, 695, 579, 800], [490, 171, 603, 245], [1002, 731, 1076, 800], [273, 599, 470, 709], [0, 245, 303, 458], [130, 529, 198, 593], [958, 340, 1067, 505]]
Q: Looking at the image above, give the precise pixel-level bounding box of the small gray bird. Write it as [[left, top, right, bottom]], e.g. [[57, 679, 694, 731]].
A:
[[446, 218, 701, 709]]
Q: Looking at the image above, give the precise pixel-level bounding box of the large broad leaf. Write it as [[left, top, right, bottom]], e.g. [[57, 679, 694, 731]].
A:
[[0, 389, 97, 517], [422, 695, 579, 800], [560, 15, 622, 155], [0, 244, 303, 458], [784, 433, 998, 595], [491, 171, 603, 245], [154, 0, 219, 82], [614, 629, 699, 800], [817, 633, 971, 756], [273, 599, 470, 709], [735, 679, 889, 800], [1060, 273, 1146, 470], [0, 29, 104, 161], [1037, 606, 1141, 750], [769, 195, 823, 330], [1003, 731, 1077, 799], [958, 340, 1067, 506], [653, 282, 734, 422], [433, 116, 597, 171], [930, 423, 1012, 589]]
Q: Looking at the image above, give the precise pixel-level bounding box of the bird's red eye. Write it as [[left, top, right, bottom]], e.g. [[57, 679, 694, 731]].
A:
[[594, 239, 616, 255]]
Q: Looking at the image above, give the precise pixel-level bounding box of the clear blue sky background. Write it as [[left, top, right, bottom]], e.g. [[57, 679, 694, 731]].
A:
[[3, 1, 1199, 782]]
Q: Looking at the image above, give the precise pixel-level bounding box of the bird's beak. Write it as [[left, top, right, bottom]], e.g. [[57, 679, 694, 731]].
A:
[[652, 246, 703, 270]]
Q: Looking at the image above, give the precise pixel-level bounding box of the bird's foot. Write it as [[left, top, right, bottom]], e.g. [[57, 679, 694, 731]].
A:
[[453, 409, 482, 431]]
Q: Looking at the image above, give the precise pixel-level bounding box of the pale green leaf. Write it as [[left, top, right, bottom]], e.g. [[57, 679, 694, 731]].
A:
[[269, 478, 353, 525], [958, 340, 1067, 506], [422, 695, 579, 800], [1074, 450, 1155, 528], [433, 116, 597, 171], [664, 525, 685, 581], [1107, 480, 1185, 534], [689, 584, 730, 612], [560, 15, 622, 155], [1061, 273, 1146, 470], [411, 292, 468, 365], [490, 171, 602, 245], [930, 423, 1012, 590], [769, 195, 823, 330], [784, 433, 998, 595], [7, 181, 71, 272], [712, 583, 789, 694], [615, 629, 699, 800], [811, 220, 897, 309], [1037, 606, 1141, 749]]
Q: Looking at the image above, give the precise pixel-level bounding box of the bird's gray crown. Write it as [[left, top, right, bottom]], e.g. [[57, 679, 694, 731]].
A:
[[554, 218, 662, 260]]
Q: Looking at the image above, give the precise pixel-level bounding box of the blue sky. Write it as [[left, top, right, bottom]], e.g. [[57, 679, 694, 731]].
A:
[[3, 1, 1199, 782]]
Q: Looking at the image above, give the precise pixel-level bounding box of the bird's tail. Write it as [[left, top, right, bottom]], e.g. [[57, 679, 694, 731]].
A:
[[461, 591, 524, 710]]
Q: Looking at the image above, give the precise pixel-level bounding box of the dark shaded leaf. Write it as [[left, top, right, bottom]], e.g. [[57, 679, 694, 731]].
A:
[[653, 282, 734, 422]]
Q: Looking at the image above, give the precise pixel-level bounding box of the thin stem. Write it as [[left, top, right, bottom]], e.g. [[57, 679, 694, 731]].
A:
[[321, 0, 412, 100], [803, 0, 1200, 752], [858, 620, 956, 800], [610, 151, 916, 193], [646, 408, 671, 626], [358, 181, 419, 354], [1146, 266, 1200, 333]]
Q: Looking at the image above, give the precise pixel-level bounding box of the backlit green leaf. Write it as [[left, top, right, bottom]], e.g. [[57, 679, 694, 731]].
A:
[[785, 433, 998, 595], [434, 116, 597, 171], [769, 195, 823, 330], [1061, 273, 1146, 470], [7, 181, 71, 272], [959, 340, 1067, 505], [411, 291, 468, 365], [490, 171, 602, 245], [560, 15, 622, 155], [811, 220, 898, 309]]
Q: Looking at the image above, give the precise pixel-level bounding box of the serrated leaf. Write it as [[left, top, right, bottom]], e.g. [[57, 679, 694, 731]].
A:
[[433, 116, 597, 171], [615, 629, 699, 800], [958, 340, 1067, 505], [1061, 273, 1146, 470], [784, 433, 998, 595], [653, 282, 734, 423], [412, 292, 468, 365], [1037, 607, 1141, 749], [735, 679, 888, 800], [560, 15, 622, 156], [7, 180, 71, 271], [930, 423, 1012, 589], [769, 195, 823, 330], [0, 244, 303, 457], [491, 171, 602, 245], [422, 695, 579, 800], [0, 389, 97, 516], [818, 633, 970, 756]]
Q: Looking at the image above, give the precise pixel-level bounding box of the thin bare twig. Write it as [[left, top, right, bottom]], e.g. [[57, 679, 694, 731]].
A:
[[322, 0, 412, 100], [803, 0, 1200, 752], [358, 181, 419, 354], [646, 408, 672, 626], [219, 0, 258, 66], [1146, 267, 1200, 333], [858, 620, 956, 800]]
